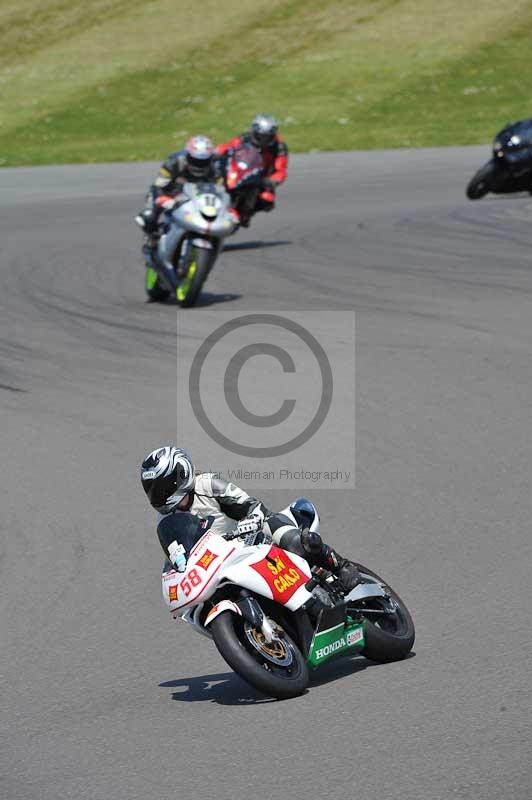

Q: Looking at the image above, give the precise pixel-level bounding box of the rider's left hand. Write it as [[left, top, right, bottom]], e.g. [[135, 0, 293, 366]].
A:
[[155, 195, 174, 210], [236, 509, 265, 536]]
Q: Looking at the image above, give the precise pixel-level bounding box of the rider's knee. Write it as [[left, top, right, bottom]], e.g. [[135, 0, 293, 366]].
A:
[[277, 528, 306, 558], [265, 513, 305, 556]]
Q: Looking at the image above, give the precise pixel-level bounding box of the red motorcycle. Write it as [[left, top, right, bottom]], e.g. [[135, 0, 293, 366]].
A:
[[220, 143, 265, 227]]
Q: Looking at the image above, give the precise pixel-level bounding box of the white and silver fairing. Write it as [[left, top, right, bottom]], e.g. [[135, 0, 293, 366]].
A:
[[157, 182, 237, 273]]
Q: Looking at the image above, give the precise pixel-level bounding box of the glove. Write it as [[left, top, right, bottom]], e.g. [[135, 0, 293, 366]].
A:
[[167, 541, 187, 573], [236, 508, 265, 536], [155, 194, 178, 211]]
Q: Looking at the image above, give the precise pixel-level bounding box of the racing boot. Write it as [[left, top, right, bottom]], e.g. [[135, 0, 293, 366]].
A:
[[301, 529, 360, 594], [139, 206, 163, 257], [136, 207, 159, 260], [238, 210, 251, 228]]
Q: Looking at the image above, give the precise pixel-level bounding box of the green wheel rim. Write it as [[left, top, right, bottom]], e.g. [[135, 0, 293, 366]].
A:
[[146, 266, 158, 290], [176, 260, 197, 301]]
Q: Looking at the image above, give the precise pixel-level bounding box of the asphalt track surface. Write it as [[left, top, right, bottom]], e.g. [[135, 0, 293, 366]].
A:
[[1, 147, 532, 800]]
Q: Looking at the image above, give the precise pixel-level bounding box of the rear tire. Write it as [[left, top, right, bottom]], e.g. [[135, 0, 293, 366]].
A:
[[176, 247, 213, 307], [466, 160, 497, 199], [347, 563, 415, 663], [210, 610, 309, 699]]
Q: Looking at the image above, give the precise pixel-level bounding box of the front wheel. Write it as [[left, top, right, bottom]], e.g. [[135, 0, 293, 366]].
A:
[[347, 563, 415, 663], [210, 610, 309, 699], [466, 160, 497, 199], [176, 246, 213, 307]]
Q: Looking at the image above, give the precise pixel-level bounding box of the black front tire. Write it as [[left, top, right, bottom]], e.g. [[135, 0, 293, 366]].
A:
[[348, 563, 415, 663], [466, 160, 497, 199], [210, 611, 309, 699]]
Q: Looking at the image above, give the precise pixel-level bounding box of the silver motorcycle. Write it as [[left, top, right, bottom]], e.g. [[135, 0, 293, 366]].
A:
[[144, 182, 238, 306]]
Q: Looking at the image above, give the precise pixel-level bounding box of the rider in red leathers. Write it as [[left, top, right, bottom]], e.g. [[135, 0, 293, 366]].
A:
[[216, 114, 288, 225]]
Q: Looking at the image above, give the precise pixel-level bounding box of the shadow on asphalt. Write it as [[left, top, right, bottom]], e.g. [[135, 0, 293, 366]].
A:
[[223, 239, 292, 252], [308, 656, 378, 687], [309, 651, 416, 688], [159, 653, 415, 706], [159, 672, 275, 705], [195, 292, 242, 308], [475, 192, 531, 201], [147, 292, 242, 307]]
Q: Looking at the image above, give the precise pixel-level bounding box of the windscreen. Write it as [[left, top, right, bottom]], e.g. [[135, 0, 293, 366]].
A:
[[232, 143, 264, 171]]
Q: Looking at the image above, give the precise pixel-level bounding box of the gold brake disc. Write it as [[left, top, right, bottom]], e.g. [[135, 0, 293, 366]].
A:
[[244, 622, 293, 667]]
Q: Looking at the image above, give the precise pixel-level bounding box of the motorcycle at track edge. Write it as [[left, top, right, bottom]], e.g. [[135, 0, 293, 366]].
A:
[[466, 118, 532, 200], [143, 181, 238, 306], [162, 501, 415, 700]]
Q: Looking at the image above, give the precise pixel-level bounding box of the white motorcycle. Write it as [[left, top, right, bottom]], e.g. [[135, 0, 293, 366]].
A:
[[162, 500, 415, 699], [144, 182, 238, 306]]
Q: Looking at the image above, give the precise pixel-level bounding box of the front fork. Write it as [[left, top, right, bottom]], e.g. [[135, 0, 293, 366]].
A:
[[237, 595, 276, 643], [177, 238, 192, 276]]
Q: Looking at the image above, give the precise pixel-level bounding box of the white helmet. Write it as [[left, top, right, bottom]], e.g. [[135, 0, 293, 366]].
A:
[[140, 446, 195, 514], [185, 135, 215, 178]]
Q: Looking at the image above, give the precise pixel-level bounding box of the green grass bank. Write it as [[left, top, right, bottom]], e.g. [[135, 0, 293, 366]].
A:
[[2, 0, 532, 166]]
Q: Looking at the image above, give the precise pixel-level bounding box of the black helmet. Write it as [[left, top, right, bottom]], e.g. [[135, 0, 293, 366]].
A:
[[250, 114, 278, 148], [185, 135, 215, 179], [140, 446, 195, 514]]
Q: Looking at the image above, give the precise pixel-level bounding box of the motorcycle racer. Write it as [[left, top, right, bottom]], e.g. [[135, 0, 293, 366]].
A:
[[140, 446, 359, 592], [216, 114, 288, 224], [135, 135, 221, 250]]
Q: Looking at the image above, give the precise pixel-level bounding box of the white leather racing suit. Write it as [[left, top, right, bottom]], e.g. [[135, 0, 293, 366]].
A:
[[156, 473, 273, 567]]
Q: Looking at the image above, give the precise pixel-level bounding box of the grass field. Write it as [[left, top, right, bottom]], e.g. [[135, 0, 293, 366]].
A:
[[2, 0, 532, 165]]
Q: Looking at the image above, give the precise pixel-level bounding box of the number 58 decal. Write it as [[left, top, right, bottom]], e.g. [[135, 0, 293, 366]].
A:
[[180, 568, 202, 597]]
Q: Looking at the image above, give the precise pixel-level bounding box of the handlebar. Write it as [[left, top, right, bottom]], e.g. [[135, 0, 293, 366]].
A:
[[223, 529, 273, 546]]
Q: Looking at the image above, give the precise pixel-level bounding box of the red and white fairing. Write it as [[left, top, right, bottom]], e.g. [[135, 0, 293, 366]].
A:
[[162, 531, 314, 615]]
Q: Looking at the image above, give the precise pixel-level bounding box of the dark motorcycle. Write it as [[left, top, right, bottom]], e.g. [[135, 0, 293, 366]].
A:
[[220, 143, 265, 226], [466, 118, 532, 199]]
